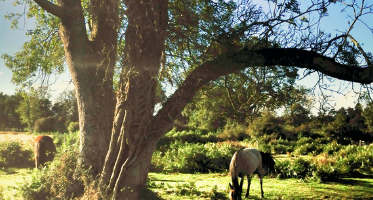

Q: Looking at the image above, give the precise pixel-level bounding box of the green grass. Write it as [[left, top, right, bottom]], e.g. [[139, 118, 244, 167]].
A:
[[147, 172, 373, 200], [0, 168, 31, 199]]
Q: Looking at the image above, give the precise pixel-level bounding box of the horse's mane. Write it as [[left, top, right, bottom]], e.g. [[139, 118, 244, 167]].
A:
[[259, 151, 276, 175]]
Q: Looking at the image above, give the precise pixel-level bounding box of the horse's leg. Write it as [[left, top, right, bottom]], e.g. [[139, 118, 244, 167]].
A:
[[259, 174, 264, 198], [245, 175, 251, 198], [239, 175, 244, 192]]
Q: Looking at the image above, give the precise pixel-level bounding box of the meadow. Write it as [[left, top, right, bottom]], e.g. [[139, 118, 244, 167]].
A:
[[0, 130, 372, 199]]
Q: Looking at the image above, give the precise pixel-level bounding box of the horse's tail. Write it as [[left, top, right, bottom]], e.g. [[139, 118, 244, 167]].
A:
[[260, 152, 276, 175]]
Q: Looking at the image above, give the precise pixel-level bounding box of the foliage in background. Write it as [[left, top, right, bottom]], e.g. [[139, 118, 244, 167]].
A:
[[16, 88, 52, 132], [277, 145, 373, 182], [0, 89, 78, 132], [68, 122, 80, 134], [152, 110, 373, 182], [0, 140, 33, 168], [34, 116, 57, 133], [1, 0, 64, 88], [152, 140, 243, 173], [14, 132, 88, 200], [0, 92, 25, 131]]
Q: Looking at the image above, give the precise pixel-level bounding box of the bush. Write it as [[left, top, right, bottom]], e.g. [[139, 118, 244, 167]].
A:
[[273, 143, 293, 154], [68, 121, 79, 134], [34, 117, 57, 133], [0, 140, 33, 168], [247, 111, 284, 139], [157, 129, 221, 147], [277, 144, 373, 182], [293, 143, 319, 156], [276, 158, 314, 179], [152, 141, 242, 173], [322, 140, 342, 154], [217, 121, 248, 141], [15, 132, 88, 199]]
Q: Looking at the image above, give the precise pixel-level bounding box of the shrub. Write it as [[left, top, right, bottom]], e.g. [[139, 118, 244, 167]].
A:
[[276, 158, 314, 179], [34, 117, 57, 133], [296, 136, 313, 146], [157, 129, 221, 147], [322, 140, 342, 155], [15, 132, 88, 199], [218, 121, 248, 141], [277, 144, 373, 182], [273, 143, 292, 154], [0, 140, 33, 168], [68, 121, 79, 134], [152, 141, 242, 173], [247, 111, 284, 139], [293, 143, 319, 156]]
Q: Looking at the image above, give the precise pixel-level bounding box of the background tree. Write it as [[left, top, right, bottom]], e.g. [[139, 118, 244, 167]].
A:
[[0, 93, 7, 130], [1, 92, 25, 131], [16, 88, 52, 132], [363, 102, 373, 132], [183, 65, 299, 130], [51, 90, 79, 132], [3, 0, 373, 199]]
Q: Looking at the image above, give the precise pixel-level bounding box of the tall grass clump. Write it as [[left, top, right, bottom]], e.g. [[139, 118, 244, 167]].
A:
[[217, 120, 248, 141], [68, 122, 79, 134], [0, 140, 33, 168], [277, 144, 373, 182], [152, 141, 242, 173], [15, 131, 93, 200], [157, 129, 222, 147]]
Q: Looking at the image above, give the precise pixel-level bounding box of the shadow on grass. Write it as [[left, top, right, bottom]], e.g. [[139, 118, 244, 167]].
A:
[[332, 177, 373, 187], [0, 166, 33, 175], [139, 187, 165, 200], [211, 191, 230, 200]]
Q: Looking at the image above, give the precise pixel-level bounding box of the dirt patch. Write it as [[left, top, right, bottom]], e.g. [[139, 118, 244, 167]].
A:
[[0, 131, 36, 145]]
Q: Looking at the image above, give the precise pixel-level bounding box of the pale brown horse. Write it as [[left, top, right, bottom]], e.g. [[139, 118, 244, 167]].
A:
[[229, 148, 275, 199], [34, 135, 56, 168]]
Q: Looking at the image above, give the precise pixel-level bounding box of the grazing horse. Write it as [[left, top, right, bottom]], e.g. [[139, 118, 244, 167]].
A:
[[34, 135, 56, 168], [229, 147, 276, 199]]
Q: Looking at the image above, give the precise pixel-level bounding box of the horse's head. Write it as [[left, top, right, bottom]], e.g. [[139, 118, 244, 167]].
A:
[[260, 151, 276, 176], [229, 182, 242, 200]]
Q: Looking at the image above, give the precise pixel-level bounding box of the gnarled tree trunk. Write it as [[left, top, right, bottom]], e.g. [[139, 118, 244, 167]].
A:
[[35, 0, 119, 174], [98, 1, 168, 199]]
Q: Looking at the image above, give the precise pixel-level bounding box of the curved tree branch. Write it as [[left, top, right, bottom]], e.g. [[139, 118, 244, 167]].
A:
[[224, 75, 239, 113], [33, 0, 67, 19], [150, 47, 373, 138]]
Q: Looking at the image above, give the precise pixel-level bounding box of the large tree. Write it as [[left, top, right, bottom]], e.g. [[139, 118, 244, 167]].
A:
[[3, 0, 373, 199]]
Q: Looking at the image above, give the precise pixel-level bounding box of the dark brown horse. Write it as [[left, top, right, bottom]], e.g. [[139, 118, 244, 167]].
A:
[[229, 148, 276, 199], [34, 135, 56, 168]]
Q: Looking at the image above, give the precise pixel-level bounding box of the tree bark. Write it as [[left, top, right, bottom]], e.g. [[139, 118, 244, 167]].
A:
[[34, 0, 119, 175], [99, 0, 167, 199]]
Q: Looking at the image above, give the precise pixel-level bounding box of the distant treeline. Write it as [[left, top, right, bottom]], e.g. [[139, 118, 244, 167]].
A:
[[0, 90, 78, 133]]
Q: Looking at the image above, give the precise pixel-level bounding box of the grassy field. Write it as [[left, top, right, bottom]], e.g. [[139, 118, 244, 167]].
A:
[[0, 168, 31, 199], [0, 131, 372, 199], [147, 173, 373, 200], [1, 170, 372, 199]]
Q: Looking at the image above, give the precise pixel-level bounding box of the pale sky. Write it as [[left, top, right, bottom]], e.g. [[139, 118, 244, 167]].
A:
[[0, 0, 73, 100], [0, 0, 372, 109]]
